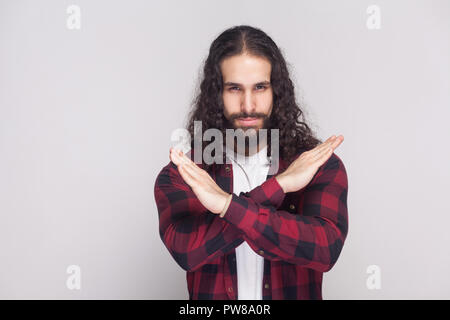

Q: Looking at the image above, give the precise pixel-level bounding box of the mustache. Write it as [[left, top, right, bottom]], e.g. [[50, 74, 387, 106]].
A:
[[229, 112, 268, 121]]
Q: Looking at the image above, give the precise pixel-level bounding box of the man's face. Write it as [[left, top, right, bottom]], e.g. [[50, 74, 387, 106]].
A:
[[221, 53, 273, 132]]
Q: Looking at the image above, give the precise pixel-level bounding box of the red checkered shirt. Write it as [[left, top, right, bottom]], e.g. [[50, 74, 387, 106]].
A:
[[154, 149, 348, 299]]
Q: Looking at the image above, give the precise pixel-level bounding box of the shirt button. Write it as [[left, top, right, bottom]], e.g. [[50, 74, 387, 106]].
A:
[[289, 204, 296, 210], [264, 283, 270, 289], [225, 166, 231, 172], [258, 250, 264, 256], [228, 287, 233, 292]]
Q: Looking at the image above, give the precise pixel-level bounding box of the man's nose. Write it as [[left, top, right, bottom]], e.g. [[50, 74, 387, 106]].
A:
[[241, 91, 255, 115]]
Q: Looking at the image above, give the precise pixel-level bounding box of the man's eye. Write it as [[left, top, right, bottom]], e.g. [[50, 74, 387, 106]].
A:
[[229, 86, 266, 91]]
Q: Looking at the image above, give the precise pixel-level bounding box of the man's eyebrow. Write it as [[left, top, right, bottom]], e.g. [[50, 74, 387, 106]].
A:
[[223, 81, 271, 87]]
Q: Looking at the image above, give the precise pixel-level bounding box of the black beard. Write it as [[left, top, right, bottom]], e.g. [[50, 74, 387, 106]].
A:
[[223, 113, 272, 156], [224, 112, 271, 130]]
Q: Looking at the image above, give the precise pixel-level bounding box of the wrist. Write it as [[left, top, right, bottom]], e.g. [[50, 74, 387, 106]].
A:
[[219, 193, 233, 218], [275, 173, 289, 193]]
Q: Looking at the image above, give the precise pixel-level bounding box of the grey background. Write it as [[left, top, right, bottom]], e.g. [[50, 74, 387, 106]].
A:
[[1, 0, 449, 299]]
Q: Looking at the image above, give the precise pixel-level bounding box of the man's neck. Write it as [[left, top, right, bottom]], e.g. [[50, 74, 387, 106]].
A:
[[231, 138, 268, 158]]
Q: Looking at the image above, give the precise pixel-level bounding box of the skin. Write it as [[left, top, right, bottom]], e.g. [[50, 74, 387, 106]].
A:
[[221, 53, 273, 156], [169, 53, 344, 214]]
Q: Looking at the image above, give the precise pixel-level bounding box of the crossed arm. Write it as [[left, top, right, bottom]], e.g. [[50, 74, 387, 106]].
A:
[[154, 136, 348, 272]]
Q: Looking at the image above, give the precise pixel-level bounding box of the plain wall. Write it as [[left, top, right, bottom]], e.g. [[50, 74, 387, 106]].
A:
[[1, 0, 449, 299]]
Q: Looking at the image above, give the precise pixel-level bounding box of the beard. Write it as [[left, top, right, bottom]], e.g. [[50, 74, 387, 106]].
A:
[[223, 111, 272, 156], [224, 111, 271, 130]]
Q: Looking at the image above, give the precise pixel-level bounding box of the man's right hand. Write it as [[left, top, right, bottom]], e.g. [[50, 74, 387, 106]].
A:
[[275, 135, 344, 194]]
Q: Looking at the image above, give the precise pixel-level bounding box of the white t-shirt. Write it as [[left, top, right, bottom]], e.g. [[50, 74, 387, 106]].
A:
[[225, 144, 271, 300]]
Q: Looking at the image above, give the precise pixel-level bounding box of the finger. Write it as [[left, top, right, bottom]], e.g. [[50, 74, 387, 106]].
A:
[[176, 150, 204, 175], [178, 164, 197, 187], [317, 134, 344, 154], [171, 148, 190, 165], [312, 143, 334, 160], [178, 150, 201, 169], [309, 135, 336, 156], [313, 135, 344, 161], [329, 135, 344, 149], [171, 148, 192, 167], [170, 148, 184, 166], [179, 159, 203, 181], [315, 146, 334, 166]]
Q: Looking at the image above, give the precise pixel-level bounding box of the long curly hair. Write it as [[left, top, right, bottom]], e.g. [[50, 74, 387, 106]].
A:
[[186, 25, 321, 171]]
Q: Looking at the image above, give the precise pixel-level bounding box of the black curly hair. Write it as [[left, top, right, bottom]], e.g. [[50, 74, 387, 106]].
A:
[[186, 25, 321, 170]]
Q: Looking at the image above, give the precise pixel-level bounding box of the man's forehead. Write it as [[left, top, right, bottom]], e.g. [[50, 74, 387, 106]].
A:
[[223, 80, 271, 86], [221, 55, 271, 84]]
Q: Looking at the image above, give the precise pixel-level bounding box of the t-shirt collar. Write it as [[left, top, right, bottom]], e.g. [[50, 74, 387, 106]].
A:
[[224, 144, 270, 166]]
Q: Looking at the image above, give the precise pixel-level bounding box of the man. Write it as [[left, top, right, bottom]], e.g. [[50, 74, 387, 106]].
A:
[[154, 25, 348, 300]]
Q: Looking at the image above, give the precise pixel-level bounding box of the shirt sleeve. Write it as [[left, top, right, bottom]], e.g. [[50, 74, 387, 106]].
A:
[[239, 175, 287, 209], [220, 153, 349, 273], [154, 162, 244, 272]]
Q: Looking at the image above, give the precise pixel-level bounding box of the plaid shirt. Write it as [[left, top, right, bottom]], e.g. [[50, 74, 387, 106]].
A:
[[154, 149, 348, 300]]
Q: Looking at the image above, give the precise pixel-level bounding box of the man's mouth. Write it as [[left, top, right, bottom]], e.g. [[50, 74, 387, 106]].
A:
[[236, 117, 260, 126]]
